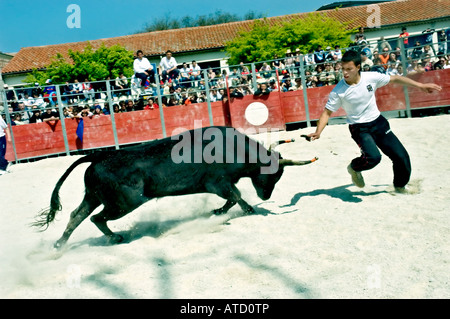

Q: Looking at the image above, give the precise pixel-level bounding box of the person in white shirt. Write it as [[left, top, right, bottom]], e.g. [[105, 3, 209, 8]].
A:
[[190, 60, 202, 87], [133, 50, 155, 88], [159, 50, 180, 83], [179, 62, 192, 88], [307, 50, 441, 193]]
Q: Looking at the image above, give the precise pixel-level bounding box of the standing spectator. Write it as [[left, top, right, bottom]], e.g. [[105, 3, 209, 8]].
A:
[[422, 27, 437, 55], [378, 36, 392, 53], [0, 116, 12, 175], [314, 64, 325, 87], [399, 27, 409, 47], [179, 62, 191, 88], [438, 29, 448, 55], [159, 50, 180, 84], [190, 60, 202, 87], [133, 50, 155, 89]]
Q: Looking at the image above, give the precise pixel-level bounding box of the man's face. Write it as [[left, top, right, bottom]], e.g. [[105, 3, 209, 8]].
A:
[[342, 61, 360, 84], [382, 49, 389, 56], [137, 52, 143, 59], [166, 52, 172, 59]]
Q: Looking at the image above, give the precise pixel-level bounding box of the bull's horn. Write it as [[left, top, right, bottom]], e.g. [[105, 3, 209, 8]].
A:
[[279, 157, 318, 166], [269, 138, 295, 151]]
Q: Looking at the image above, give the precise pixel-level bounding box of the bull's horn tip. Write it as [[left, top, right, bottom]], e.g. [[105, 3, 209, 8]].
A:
[[291, 138, 295, 142], [312, 157, 319, 162]]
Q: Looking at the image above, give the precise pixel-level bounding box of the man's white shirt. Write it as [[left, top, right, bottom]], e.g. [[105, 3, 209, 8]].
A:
[[133, 57, 152, 73], [160, 57, 178, 71], [325, 72, 391, 124]]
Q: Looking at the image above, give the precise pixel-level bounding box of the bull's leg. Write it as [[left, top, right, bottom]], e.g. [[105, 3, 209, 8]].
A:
[[212, 199, 236, 215], [90, 204, 138, 244], [55, 194, 101, 249], [207, 182, 255, 215]]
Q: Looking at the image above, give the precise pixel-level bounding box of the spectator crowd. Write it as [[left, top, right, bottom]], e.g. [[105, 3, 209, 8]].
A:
[[2, 26, 449, 126]]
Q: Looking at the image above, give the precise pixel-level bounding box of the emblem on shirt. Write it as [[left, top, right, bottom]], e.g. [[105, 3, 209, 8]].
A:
[[366, 84, 373, 92]]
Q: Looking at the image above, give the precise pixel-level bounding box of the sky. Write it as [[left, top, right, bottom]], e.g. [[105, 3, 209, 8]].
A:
[[0, 0, 359, 54]]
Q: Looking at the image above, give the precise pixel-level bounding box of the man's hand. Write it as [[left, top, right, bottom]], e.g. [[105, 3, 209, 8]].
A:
[[419, 83, 442, 93], [307, 132, 321, 141]]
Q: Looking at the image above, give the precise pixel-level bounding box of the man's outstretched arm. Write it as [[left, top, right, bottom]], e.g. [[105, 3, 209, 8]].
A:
[[390, 75, 442, 93]]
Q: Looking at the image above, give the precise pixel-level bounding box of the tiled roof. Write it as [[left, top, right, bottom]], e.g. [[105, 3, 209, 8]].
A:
[[2, 0, 449, 74]]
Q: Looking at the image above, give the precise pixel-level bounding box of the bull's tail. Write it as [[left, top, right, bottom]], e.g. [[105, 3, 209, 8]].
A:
[[31, 153, 99, 231]]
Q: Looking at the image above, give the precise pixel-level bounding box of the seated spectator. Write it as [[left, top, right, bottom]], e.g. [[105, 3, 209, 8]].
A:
[[259, 62, 272, 79], [63, 106, 76, 118], [379, 47, 390, 69], [229, 87, 245, 98], [207, 68, 218, 87], [42, 79, 57, 106], [294, 78, 302, 90], [229, 68, 241, 86], [314, 45, 326, 64], [29, 109, 43, 124], [145, 97, 159, 110], [411, 41, 423, 60], [284, 49, 295, 74], [371, 58, 386, 74], [209, 88, 221, 102], [433, 55, 446, 69], [304, 49, 315, 71], [179, 62, 192, 88], [334, 62, 343, 82], [305, 70, 318, 88], [421, 45, 436, 61], [115, 73, 130, 96], [254, 82, 271, 96], [41, 107, 60, 122], [118, 100, 127, 112], [422, 54, 434, 72], [82, 78, 95, 102], [314, 64, 325, 87], [319, 63, 336, 86], [190, 60, 202, 87], [113, 104, 121, 113], [332, 45, 342, 61], [361, 51, 373, 69], [32, 93, 45, 109], [271, 54, 284, 71], [388, 52, 400, 69], [386, 61, 400, 75], [268, 79, 278, 92], [406, 59, 423, 75], [159, 50, 180, 84], [134, 50, 155, 88], [281, 78, 293, 92], [92, 105, 104, 118], [62, 81, 74, 104], [126, 100, 135, 112]]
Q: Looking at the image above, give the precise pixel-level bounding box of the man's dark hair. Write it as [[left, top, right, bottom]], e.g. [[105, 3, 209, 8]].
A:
[[342, 50, 362, 71], [136, 50, 143, 55]]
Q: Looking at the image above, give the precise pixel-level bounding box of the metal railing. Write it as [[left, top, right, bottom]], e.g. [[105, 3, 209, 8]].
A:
[[1, 31, 449, 162]]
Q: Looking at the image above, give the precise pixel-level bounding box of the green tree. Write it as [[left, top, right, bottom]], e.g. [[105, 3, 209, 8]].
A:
[[25, 43, 134, 85], [225, 12, 354, 65]]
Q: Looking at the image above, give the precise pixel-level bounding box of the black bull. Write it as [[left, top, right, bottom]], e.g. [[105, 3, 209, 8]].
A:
[[32, 126, 317, 248]]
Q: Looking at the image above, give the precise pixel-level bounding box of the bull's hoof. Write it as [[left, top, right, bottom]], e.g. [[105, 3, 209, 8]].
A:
[[107, 234, 124, 245], [212, 208, 226, 215]]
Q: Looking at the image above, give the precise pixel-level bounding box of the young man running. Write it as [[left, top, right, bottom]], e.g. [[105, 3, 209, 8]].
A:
[[307, 50, 442, 192]]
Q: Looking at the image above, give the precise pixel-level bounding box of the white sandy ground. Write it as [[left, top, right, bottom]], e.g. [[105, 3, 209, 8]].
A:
[[0, 114, 449, 299]]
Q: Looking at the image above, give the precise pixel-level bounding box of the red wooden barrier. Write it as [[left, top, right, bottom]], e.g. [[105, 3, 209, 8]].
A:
[[4, 69, 449, 162]]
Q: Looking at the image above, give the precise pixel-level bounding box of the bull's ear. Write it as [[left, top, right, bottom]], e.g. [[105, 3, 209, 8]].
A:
[[279, 157, 318, 166]]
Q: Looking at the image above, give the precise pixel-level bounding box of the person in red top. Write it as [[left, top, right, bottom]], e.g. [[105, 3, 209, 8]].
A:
[[144, 97, 159, 110], [399, 26, 409, 47]]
